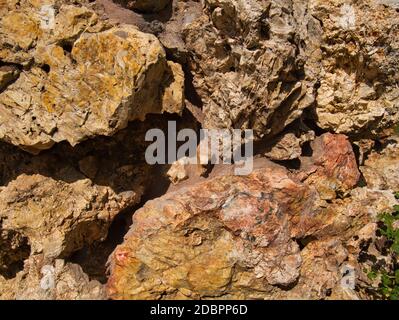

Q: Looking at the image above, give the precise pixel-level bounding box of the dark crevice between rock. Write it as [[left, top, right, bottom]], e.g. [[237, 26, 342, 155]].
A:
[[0, 61, 22, 93], [301, 105, 328, 137], [183, 65, 204, 109], [0, 227, 31, 280], [295, 235, 317, 251], [301, 140, 313, 157], [0, 61, 23, 70], [66, 162, 174, 283], [66, 110, 200, 283], [351, 142, 368, 188], [119, 0, 173, 18], [67, 169, 172, 284], [275, 277, 300, 291], [68, 204, 134, 283], [274, 158, 301, 170], [40, 63, 51, 73], [59, 41, 73, 54]]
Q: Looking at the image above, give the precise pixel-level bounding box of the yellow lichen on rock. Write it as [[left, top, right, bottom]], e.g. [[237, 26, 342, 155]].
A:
[[0, 0, 185, 152]]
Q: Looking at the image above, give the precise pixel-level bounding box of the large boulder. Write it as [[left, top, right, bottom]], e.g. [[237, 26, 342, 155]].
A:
[[182, 0, 315, 140], [107, 162, 331, 299], [0, 0, 184, 152], [298, 133, 361, 200], [308, 0, 399, 136], [0, 173, 137, 259], [180, 0, 398, 139]]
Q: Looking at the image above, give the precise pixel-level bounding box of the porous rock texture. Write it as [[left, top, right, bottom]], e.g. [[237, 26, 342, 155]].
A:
[[298, 133, 361, 200], [0, 0, 184, 152], [106, 135, 363, 300], [0, 255, 106, 300], [0, 0, 399, 300], [310, 0, 399, 136], [108, 162, 322, 299], [0, 173, 133, 259], [361, 136, 399, 191]]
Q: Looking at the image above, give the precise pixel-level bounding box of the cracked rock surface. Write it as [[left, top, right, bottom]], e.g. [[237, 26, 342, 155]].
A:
[[0, 0, 184, 152], [0, 0, 398, 300]]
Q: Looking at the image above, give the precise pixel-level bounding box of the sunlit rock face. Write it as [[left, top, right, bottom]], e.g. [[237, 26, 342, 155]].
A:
[[0, 0, 399, 301], [0, 0, 184, 152], [308, 0, 399, 137]]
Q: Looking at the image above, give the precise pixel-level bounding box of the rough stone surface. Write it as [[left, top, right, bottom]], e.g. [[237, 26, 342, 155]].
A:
[[107, 163, 332, 299], [298, 133, 360, 200], [275, 238, 350, 300], [361, 136, 399, 191], [0, 173, 136, 259], [0, 255, 106, 300], [308, 0, 399, 136], [182, 0, 315, 140], [264, 130, 315, 161], [314, 187, 399, 240], [0, 0, 398, 301], [0, 0, 184, 152], [167, 157, 189, 185]]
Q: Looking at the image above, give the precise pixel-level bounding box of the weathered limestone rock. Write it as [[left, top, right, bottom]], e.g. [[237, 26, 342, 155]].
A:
[[264, 131, 315, 161], [361, 136, 399, 191], [178, 0, 399, 139], [0, 0, 184, 152], [0, 255, 106, 300], [98, 123, 388, 301], [312, 188, 399, 240], [298, 133, 360, 200], [99, 0, 399, 141], [167, 157, 189, 185], [276, 238, 350, 300], [308, 0, 399, 136], [182, 0, 315, 140], [107, 162, 336, 299], [0, 173, 138, 259]]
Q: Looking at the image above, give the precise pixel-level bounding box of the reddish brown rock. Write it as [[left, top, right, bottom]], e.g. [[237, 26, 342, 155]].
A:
[[107, 162, 333, 299], [299, 133, 360, 200]]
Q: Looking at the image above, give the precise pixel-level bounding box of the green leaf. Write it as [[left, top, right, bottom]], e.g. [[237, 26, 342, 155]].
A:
[[382, 286, 391, 297], [390, 293, 399, 300], [368, 271, 377, 280], [392, 242, 399, 254], [382, 274, 393, 287]]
